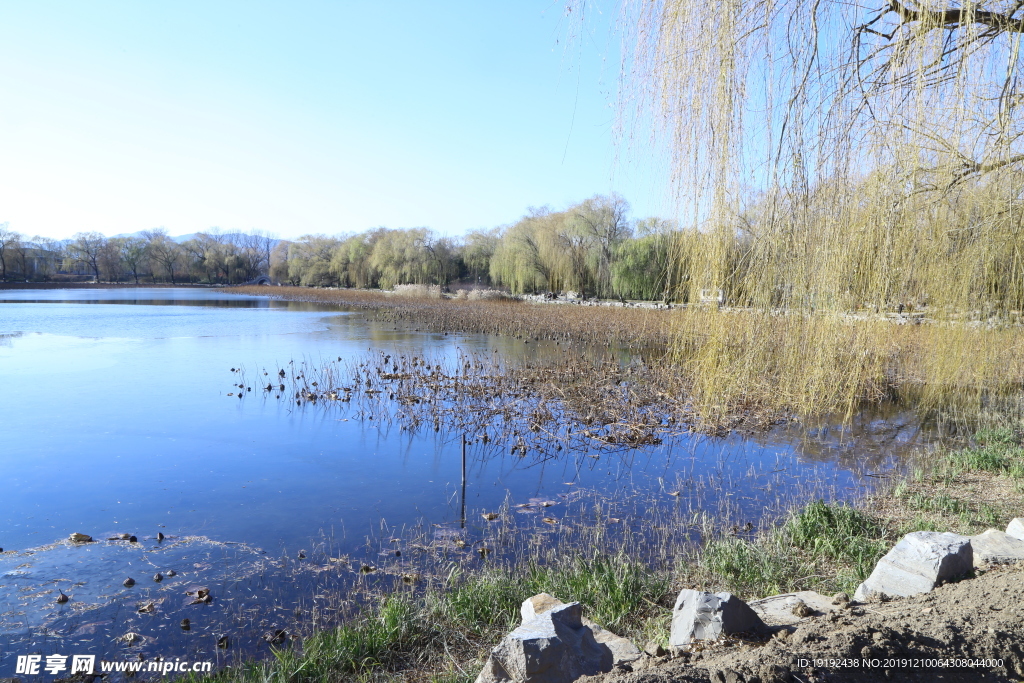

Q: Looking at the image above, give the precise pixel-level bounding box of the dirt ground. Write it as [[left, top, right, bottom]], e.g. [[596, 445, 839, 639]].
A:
[[581, 564, 1024, 683]]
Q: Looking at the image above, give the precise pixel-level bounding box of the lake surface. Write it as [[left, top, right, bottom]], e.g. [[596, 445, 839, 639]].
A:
[[0, 288, 925, 672]]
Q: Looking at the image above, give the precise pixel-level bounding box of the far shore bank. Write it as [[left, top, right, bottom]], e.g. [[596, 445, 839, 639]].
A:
[[0, 281, 219, 290]]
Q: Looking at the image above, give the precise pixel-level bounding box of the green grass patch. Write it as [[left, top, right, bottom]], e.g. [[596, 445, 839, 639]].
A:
[[696, 501, 892, 598], [944, 427, 1024, 478], [432, 551, 669, 638], [782, 500, 889, 588], [973, 427, 1021, 447], [174, 595, 421, 683], [947, 445, 1020, 474], [904, 491, 969, 515], [701, 537, 797, 598], [521, 553, 669, 633], [177, 552, 671, 683]]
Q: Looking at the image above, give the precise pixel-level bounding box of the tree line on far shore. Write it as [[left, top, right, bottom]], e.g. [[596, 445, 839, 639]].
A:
[[0, 194, 688, 301], [6, 179, 1023, 313], [0, 226, 274, 286], [277, 194, 678, 300]]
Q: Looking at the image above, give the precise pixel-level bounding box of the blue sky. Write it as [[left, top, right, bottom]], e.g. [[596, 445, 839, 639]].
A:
[[0, 1, 669, 241]]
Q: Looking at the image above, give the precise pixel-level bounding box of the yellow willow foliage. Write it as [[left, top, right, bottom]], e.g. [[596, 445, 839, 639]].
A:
[[591, 0, 1024, 418], [667, 308, 1024, 423]]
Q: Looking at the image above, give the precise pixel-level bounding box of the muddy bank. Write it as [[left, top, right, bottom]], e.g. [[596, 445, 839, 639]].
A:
[[583, 564, 1023, 683]]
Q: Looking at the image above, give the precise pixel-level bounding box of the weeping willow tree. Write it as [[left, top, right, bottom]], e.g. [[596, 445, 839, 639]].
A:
[[600, 0, 1024, 420], [490, 196, 635, 296]]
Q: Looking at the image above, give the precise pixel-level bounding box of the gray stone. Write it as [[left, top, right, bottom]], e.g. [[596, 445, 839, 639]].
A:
[[970, 529, 1024, 565], [1006, 518, 1024, 541], [475, 598, 640, 683], [517, 593, 640, 666], [853, 531, 972, 602], [585, 620, 641, 669], [669, 590, 767, 647], [749, 591, 835, 627]]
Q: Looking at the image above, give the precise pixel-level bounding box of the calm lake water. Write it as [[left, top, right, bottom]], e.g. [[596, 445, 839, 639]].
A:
[[0, 288, 926, 672]]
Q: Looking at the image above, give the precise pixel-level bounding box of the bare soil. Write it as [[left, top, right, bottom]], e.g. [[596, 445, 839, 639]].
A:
[[582, 565, 1024, 683]]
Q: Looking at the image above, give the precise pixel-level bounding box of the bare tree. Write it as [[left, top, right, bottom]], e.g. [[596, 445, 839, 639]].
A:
[[119, 237, 149, 284], [67, 232, 107, 281], [143, 229, 182, 284], [12, 238, 30, 281], [31, 237, 65, 279], [237, 232, 269, 282], [98, 239, 123, 281], [0, 223, 18, 282]]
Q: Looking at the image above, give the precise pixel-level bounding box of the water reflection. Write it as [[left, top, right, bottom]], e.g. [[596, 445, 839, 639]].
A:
[[0, 288, 943, 675], [0, 288, 935, 555]]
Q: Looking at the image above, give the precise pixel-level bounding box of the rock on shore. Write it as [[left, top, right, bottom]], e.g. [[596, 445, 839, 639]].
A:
[[476, 594, 640, 683], [577, 564, 1024, 683], [853, 531, 972, 602]]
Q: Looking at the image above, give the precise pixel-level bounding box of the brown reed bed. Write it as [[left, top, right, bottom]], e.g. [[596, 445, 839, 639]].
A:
[[230, 286, 1024, 432], [230, 285, 676, 350], [246, 347, 783, 443]]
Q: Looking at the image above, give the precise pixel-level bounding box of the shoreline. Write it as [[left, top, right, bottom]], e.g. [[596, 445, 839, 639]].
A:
[[0, 281, 219, 290], [163, 430, 1023, 683]]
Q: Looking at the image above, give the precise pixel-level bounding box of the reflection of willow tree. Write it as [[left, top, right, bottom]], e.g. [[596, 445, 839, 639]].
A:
[[588, 0, 1024, 418]]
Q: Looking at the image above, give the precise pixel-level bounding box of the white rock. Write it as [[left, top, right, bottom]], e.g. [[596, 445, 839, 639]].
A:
[[969, 529, 1024, 566], [854, 531, 972, 602], [1006, 518, 1024, 541], [520, 593, 566, 622], [669, 590, 766, 647]]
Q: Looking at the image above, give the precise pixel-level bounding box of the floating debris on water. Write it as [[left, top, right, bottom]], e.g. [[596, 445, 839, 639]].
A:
[[263, 629, 287, 645]]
